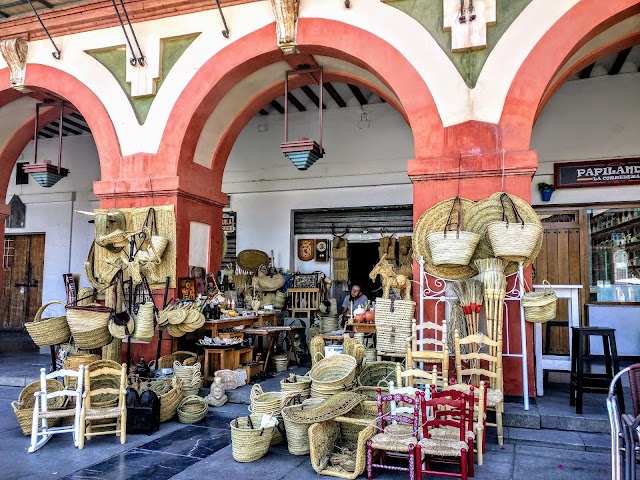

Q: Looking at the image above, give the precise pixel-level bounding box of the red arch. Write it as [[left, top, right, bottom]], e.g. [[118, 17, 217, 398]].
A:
[[158, 19, 444, 178], [500, 0, 640, 150], [0, 65, 121, 180]]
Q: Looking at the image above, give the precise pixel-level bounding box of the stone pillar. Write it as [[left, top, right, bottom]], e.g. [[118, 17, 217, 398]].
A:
[[408, 121, 538, 397]]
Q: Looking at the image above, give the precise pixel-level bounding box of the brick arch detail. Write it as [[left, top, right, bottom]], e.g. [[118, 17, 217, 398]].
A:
[[159, 18, 444, 179], [500, 0, 640, 150], [0, 65, 121, 182]]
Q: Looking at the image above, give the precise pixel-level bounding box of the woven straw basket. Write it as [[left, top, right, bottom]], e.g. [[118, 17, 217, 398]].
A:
[[374, 298, 415, 356], [66, 304, 113, 349], [25, 300, 70, 347], [426, 197, 480, 266], [281, 397, 325, 455], [63, 354, 100, 387], [357, 361, 402, 387], [230, 416, 275, 462], [13, 379, 67, 435], [177, 395, 208, 424], [522, 280, 558, 323], [309, 355, 357, 398], [158, 379, 183, 422], [132, 302, 155, 342]]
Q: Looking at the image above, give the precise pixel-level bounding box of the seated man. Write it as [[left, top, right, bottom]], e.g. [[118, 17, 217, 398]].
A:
[[341, 283, 368, 319]]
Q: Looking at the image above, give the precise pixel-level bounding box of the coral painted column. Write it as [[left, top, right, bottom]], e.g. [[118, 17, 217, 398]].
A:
[[408, 121, 538, 397]]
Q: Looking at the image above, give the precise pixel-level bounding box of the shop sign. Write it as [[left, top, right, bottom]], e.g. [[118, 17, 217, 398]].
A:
[[222, 212, 236, 234], [554, 158, 640, 189]]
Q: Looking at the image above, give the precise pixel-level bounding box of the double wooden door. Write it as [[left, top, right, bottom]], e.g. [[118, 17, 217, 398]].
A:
[[532, 211, 583, 355], [1, 234, 45, 331]]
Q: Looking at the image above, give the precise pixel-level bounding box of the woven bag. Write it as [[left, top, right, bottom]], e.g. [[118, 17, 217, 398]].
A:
[[427, 196, 480, 266], [230, 416, 275, 462], [66, 304, 113, 349], [132, 302, 156, 342], [25, 300, 70, 347], [486, 193, 543, 262], [522, 280, 558, 323], [374, 298, 415, 356]]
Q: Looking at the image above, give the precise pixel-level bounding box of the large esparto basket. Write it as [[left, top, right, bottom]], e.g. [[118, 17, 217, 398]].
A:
[[12, 401, 62, 436], [357, 362, 402, 387], [374, 298, 415, 356], [230, 416, 275, 462], [522, 281, 558, 323], [281, 397, 326, 455], [280, 375, 311, 394], [427, 230, 480, 266], [309, 417, 375, 479], [158, 379, 183, 422], [63, 354, 100, 387], [177, 395, 208, 423], [309, 355, 357, 398], [25, 300, 70, 346], [13, 379, 67, 435], [66, 304, 113, 349], [487, 221, 543, 262]]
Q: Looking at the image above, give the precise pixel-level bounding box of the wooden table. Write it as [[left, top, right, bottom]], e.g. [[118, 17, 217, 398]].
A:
[[345, 321, 376, 334], [200, 316, 257, 338], [243, 326, 304, 373], [256, 312, 277, 328]]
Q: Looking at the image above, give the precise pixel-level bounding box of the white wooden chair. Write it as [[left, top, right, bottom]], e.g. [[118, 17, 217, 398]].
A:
[[29, 365, 85, 452]]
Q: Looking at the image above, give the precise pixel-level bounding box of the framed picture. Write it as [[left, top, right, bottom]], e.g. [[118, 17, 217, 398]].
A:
[[298, 239, 314, 262], [206, 275, 218, 297], [315, 239, 329, 262], [293, 273, 318, 289], [178, 277, 196, 300]]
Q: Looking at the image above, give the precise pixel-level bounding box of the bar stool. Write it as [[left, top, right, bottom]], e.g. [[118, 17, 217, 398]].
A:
[[570, 326, 623, 414]]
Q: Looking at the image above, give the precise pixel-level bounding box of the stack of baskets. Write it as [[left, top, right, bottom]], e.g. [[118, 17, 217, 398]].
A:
[[12, 380, 68, 435], [319, 315, 339, 333], [230, 415, 276, 463], [24, 301, 70, 347], [173, 361, 203, 396], [177, 395, 208, 424], [280, 397, 325, 455], [280, 374, 311, 401], [308, 354, 357, 398], [273, 355, 288, 373], [66, 304, 113, 350], [249, 384, 294, 446]]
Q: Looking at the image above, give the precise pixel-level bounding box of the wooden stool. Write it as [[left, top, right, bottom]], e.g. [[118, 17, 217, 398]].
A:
[[570, 326, 623, 414], [203, 347, 237, 386]]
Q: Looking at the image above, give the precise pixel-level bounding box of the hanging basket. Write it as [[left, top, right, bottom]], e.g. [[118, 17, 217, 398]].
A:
[[25, 300, 70, 347], [66, 304, 113, 349], [427, 197, 480, 266], [522, 280, 558, 323], [132, 302, 156, 342]]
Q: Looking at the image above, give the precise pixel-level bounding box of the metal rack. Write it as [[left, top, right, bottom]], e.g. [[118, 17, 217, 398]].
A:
[[417, 257, 530, 410]]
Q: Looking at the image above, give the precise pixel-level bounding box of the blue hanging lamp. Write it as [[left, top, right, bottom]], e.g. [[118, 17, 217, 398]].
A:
[[280, 66, 325, 170], [22, 100, 69, 187]]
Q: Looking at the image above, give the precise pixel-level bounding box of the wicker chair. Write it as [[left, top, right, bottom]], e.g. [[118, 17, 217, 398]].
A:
[[29, 366, 85, 453], [366, 388, 423, 480], [78, 361, 127, 449]]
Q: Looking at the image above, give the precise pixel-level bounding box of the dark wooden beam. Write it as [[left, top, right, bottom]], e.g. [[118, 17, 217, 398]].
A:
[[579, 64, 594, 79], [287, 92, 306, 112], [0, 10, 9, 18], [323, 82, 346, 108], [35, 131, 53, 139], [609, 48, 632, 75], [379, 96, 386, 103], [50, 121, 82, 136], [270, 100, 284, 114], [62, 116, 91, 133], [41, 125, 66, 136], [70, 112, 86, 121], [300, 85, 325, 109], [37, 0, 53, 8], [348, 84, 368, 105], [259, 109, 269, 116]]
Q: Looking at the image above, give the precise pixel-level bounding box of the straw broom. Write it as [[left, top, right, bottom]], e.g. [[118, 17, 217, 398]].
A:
[[474, 258, 507, 344]]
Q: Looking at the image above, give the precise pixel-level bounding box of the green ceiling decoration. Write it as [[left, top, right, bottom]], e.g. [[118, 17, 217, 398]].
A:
[[385, 0, 532, 88], [86, 33, 200, 125]]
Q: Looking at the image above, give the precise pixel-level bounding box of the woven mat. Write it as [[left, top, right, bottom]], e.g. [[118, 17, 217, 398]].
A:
[[413, 198, 477, 280], [93, 205, 176, 288], [465, 192, 542, 274], [281, 392, 366, 424], [237, 249, 269, 272]]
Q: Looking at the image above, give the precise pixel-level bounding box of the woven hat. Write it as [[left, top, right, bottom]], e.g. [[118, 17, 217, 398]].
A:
[[237, 249, 270, 272], [465, 192, 543, 274], [413, 197, 477, 280]]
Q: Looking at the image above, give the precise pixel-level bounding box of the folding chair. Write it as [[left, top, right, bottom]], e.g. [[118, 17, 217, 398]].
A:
[[28, 365, 85, 452]]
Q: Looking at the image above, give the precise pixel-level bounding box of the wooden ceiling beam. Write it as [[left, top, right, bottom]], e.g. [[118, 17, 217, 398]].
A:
[[259, 109, 269, 116], [609, 47, 632, 75], [286, 92, 306, 112], [300, 85, 325, 109], [323, 82, 346, 108], [270, 100, 284, 114], [62, 116, 91, 133], [579, 63, 594, 79], [348, 84, 368, 105], [35, 131, 53, 139], [41, 125, 65, 136], [50, 120, 82, 136]]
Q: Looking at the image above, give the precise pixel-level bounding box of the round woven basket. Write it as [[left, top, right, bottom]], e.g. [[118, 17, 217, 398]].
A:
[[273, 355, 288, 373], [12, 401, 63, 436], [230, 416, 275, 462], [281, 397, 326, 455], [522, 281, 558, 323], [280, 375, 311, 394], [237, 249, 270, 272], [309, 355, 357, 398], [25, 300, 70, 347], [151, 351, 197, 370], [249, 384, 290, 415], [177, 395, 208, 424], [413, 197, 478, 280], [357, 361, 402, 387], [19, 379, 66, 409], [158, 379, 183, 422], [63, 354, 100, 387], [465, 192, 543, 274]]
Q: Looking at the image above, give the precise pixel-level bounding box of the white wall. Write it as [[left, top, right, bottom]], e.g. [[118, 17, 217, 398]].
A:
[[5, 135, 100, 315], [531, 73, 640, 205]]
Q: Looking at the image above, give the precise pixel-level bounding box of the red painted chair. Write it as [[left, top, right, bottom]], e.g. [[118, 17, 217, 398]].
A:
[[416, 391, 471, 480], [367, 387, 423, 480]]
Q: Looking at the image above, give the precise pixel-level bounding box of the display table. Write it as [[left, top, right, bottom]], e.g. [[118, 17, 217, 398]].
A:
[[256, 312, 277, 328], [200, 316, 257, 338], [345, 321, 376, 334], [243, 326, 304, 373]]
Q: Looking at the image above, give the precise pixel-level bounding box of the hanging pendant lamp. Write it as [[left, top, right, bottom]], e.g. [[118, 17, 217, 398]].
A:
[[22, 100, 69, 187], [280, 66, 325, 170]]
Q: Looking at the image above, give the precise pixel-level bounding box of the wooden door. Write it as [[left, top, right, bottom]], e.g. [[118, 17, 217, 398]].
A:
[[1, 234, 45, 330], [533, 212, 582, 355]]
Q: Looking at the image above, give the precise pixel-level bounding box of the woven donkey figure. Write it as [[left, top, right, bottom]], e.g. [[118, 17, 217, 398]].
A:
[[369, 254, 412, 300]]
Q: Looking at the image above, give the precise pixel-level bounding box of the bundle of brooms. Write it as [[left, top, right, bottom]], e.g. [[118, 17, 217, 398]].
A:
[[474, 258, 507, 345]]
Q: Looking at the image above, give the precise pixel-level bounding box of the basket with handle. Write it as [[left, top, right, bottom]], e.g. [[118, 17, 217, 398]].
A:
[[522, 280, 558, 323], [25, 300, 70, 347], [65, 304, 113, 349], [177, 395, 208, 424], [486, 193, 543, 262], [427, 196, 480, 266], [230, 415, 275, 462]]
